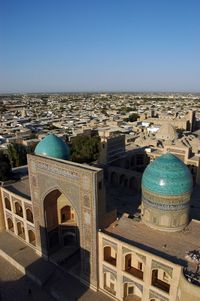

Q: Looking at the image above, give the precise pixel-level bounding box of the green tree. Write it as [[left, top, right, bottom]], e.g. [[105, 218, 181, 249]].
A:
[[124, 113, 139, 122], [7, 143, 27, 167], [0, 152, 11, 181], [71, 135, 100, 163]]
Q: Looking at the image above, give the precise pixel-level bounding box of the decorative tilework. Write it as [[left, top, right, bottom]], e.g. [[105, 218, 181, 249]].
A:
[[35, 134, 70, 160], [103, 239, 117, 251], [123, 276, 143, 292], [142, 153, 193, 196], [152, 260, 173, 277], [142, 153, 192, 231], [149, 289, 169, 301], [122, 247, 146, 263], [103, 265, 117, 277]]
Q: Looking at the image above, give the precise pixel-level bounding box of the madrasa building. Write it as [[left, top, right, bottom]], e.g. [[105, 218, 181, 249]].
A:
[[0, 133, 200, 301]]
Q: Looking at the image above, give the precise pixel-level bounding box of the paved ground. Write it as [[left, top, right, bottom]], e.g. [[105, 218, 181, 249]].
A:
[[0, 231, 112, 301], [0, 254, 111, 301], [0, 255, 55, 301]]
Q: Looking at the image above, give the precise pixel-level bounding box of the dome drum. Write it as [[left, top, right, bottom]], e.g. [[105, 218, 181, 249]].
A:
[[142, 204, 190, 232]]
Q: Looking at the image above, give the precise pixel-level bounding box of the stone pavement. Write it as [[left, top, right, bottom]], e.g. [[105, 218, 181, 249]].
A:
[[0, 255, 55, 301], [0, 231, 56, 286], [0, 231, 112, 301]]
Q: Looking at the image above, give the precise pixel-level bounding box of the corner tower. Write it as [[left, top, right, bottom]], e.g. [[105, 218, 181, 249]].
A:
[[141, 153, 193, 232]]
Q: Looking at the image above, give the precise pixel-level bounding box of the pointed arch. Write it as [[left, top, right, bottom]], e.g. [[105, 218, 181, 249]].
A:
[[41, 185, 80, 222], [43, 188, 80, 253], [7, 217, 14, 231], [26, 208, 34, 223], [4, 197, 11, 210], [28, 229, 36, 246]]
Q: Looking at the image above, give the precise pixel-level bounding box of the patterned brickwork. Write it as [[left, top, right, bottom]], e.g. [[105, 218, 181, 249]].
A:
[[28, 154, 103, 289]]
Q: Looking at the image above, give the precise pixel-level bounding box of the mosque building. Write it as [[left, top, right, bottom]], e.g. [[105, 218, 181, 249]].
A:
[[0, 133, 200, 301]]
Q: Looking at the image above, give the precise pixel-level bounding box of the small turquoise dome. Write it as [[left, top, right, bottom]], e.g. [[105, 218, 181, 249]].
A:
[[142, 153, 193, 196], [34, 134, 70, 160]]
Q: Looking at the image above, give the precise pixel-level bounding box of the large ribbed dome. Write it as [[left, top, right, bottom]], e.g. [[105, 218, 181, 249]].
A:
[[142, 153, 193, 196], [156, 123, 178, 141], [141, 153, 193, 232], [34, 134, 70, 160]]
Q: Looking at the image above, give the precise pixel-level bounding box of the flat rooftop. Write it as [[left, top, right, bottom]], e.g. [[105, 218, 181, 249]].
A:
[[5, 177, 31, 200], [12, 165, 28, 178], [105, 216, 200, 267]]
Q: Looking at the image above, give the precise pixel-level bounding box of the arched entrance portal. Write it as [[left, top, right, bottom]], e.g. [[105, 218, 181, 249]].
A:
[[43, 189, 79, 255]]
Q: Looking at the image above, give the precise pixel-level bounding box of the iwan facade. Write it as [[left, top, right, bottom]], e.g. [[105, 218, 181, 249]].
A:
[[0, 134, 200, 301]]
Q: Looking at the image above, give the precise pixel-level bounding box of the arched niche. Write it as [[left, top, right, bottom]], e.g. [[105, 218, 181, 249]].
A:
[[110, 172, 118, 185], [124, 252, 144, 280], [4, 197, 11, 211], [15, 202, 23, 217], [28, 229, 36, 246], [16, 221, 25, 239], [43, 189, 79, 254], [151, 268, 171, 293], [104, 271, 117, 296], [123, 282, 142, 300], [103, 245, 117, 266], [26, 208, 34, 223], [7, 217, 14, 231]]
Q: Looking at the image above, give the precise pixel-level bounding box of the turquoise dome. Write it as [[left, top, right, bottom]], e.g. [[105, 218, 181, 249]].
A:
[[142, 153, 193, 196], [34, 134, 70, 160]]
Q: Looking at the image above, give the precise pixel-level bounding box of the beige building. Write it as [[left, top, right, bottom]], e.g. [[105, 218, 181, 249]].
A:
[[0, 133, 199, 301], [133, 123, 200, 185], [139, 110, 196, 132], [98, 218, 200, 301]]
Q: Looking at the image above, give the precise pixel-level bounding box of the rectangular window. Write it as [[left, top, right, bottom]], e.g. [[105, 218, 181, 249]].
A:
[[138, 262, 143, 270], [163, 271, 169, 282], [110, 282, 115, 291], [128, 257, 132, 268], [128, 286, 134, 295]]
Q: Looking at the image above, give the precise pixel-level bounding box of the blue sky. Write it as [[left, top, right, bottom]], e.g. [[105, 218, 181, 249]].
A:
[[0, 0, 200, 93]]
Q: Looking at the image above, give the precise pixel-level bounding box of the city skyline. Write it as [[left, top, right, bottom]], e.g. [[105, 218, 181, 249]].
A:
[[1, 0, 200, 93]]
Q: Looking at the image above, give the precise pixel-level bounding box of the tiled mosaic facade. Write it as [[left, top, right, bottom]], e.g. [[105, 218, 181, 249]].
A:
[[28, 154, 104, 289]]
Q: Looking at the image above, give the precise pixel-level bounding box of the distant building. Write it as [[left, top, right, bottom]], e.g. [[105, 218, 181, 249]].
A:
[[98, 128, 125, 165], [139, 110, 196, 132]]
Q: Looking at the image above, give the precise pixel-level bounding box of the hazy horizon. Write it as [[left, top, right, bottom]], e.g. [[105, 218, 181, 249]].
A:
[[1, 90, 200, 96]]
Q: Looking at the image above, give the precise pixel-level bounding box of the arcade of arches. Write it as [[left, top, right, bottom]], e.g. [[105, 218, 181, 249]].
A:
[[109, 169, 141, 192], [2, 192, 36, 247], [99, 233, 174, 301]]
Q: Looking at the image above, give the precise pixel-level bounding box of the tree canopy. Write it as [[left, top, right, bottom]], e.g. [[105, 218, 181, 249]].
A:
[[124, 113, 139, 122], [7, 143, 27, 167], [0, 152, 11, 181], [71, 135, 100, 163]]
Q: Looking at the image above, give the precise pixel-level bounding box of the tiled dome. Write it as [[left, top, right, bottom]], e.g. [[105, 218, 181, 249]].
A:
[[34, 134, 70, 160], [141, 153, 193, 232], [142, 153, 192, 196]]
